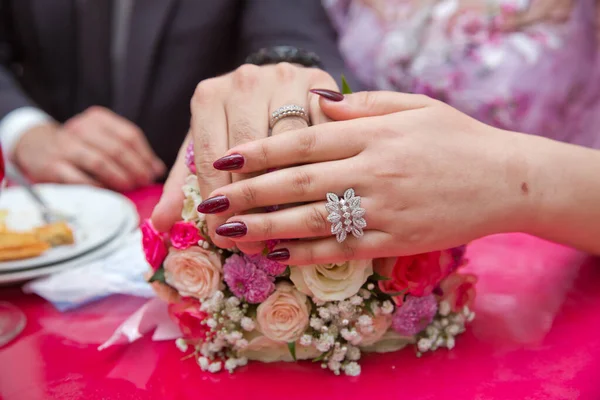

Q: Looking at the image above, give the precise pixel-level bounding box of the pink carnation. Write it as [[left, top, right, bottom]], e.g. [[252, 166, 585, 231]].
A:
[[392, 294, 438, 336], [169, 221, 202, 250], [185, 141, 196, 174], [245, 253, 287, 276], [223, 254, 275, 303], [141, 219, 168, 271]]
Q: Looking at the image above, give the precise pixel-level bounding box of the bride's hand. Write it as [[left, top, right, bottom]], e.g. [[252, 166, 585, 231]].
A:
[[197, 90, 537, 264]]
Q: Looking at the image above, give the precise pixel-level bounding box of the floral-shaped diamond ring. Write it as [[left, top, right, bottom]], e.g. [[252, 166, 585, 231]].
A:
[[325, 188, 367, 243]]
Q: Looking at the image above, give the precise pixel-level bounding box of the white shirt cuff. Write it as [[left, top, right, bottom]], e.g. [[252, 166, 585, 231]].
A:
[[0, 107, 53, 160]]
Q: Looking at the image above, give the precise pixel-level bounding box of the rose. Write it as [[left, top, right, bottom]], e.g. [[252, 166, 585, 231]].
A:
[[256, 282, 310, 343], [168, 297, 210, 339], [439, 273, 478, 312], [358, 314, 392, 346], [164, 247, 223, 299], [239, 331, 320, 363], [141, 219, 168, 271], [375, 251, 454, 302], [290, 260, 373, 302], [181, 175, 203, 222], [169, 221, 202, 250]]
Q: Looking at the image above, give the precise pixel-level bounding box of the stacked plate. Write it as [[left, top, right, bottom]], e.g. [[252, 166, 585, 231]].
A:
[[0, 184, 139, 285]]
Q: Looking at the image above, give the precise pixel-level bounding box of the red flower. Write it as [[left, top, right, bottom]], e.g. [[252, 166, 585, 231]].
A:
[[141, 219, 168, 271], [439, 273, 478, 312], [169, 221, 202, 250], [168, 297, 210, 340]]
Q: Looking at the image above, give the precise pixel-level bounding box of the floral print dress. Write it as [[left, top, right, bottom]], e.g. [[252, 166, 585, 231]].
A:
[[323, 0, 600, 148]]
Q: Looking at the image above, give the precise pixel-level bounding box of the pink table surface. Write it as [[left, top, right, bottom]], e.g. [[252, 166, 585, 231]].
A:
[[1, 185, 599, 400]]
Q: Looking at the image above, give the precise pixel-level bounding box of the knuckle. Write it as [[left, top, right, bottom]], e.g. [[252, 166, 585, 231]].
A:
[[290, 170, 313, 197], [303, 246, 316, 265], [304, 207, 328, 235], [307, 68, 333, 84], [341, 241, 356, 260], [192, 78, 221, 108], [260, 218, 274, 239], [358, 91, 379, 111], [239, 182, 258, 207], [195, 159, 219, 184], [257, 141, 270, 170], [274, 62, 297, 82], [296, 131, 317, 159], [233, 64, 261, 91], [85, 106, 105, 117], [230, 119, 257, 145], [272, 117, 307, 133]]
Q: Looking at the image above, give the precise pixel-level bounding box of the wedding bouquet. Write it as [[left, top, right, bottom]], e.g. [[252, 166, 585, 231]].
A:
[[142, 140, 477, 377]]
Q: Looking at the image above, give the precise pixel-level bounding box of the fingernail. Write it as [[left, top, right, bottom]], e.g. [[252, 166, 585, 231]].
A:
[[267, 248, 290, 261], [197, 195, 230, 214], [216, 221, 247, 238], [310, 89, 344, 102], [213, 153, 245, 171]]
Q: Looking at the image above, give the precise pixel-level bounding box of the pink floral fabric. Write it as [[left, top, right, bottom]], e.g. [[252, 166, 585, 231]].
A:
[[323, 0, 600, 148]]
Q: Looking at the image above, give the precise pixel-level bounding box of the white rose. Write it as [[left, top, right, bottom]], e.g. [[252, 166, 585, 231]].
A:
[[256, 282, 310, 343], [290, 260, 373, 301], [164, 247, 223, 299], [181, 175, 204, 222], [360, 330, 415, 353], [239, 331, 320, 363], [358, 314, 392, 346]]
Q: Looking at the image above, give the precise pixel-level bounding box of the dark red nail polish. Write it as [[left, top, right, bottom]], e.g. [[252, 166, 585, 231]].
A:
[[267, 248, 290, 261], [197, 195, 230, 214], [310, 89, 344, 102], [213, 153, 245, 171], [216, 221, 247, 238]]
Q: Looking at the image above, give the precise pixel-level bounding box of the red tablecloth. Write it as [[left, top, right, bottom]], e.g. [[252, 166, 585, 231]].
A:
[[1, 185, 599, 400]]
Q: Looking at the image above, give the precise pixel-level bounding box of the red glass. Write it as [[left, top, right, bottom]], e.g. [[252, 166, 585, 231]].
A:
[[0, 186, 599, 399]]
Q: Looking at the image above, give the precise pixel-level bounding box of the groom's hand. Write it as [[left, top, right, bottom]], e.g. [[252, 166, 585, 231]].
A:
[[151, 63, 339, 250]]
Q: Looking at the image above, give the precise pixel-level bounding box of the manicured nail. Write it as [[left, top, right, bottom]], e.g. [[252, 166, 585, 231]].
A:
[[267, 248, 290, 261], [213, 153, 245, 171], [216, 221, 247, 238], [197, 195, 230, 214], [310, 89, 344, 102]]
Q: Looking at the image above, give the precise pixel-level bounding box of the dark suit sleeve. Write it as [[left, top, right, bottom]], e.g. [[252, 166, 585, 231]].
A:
[[238, 0, 362, 89], [0, 0, 36, 119]]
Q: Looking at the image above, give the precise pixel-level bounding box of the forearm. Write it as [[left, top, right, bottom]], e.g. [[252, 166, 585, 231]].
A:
[[516, 133, 600, 254]]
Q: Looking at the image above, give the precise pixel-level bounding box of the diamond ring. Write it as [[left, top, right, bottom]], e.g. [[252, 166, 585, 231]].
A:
[[269, 104, 310, 129], [325, 188, 367, 243]]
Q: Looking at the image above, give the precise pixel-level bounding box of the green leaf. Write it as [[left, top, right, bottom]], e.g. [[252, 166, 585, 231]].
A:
[[283, 266, 290, 276], [369, 271, 390, 281], [287, 342, 297, 361], [341, 75, 353, 94], [148, 267, 166, 283], [312, 351, 328, 363]]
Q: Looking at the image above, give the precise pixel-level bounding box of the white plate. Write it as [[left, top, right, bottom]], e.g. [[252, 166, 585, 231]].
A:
[[0, 199, 139, 284], [0, 185, 130, 271]]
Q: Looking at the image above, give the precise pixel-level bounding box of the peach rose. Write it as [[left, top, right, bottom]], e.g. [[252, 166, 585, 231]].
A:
[[164, 247, 223, 299], [290, 260, 373, 301], [239, 331, 320, 363], [439, 273, 478, 312], [358, 314, 392, 346], [256, 282, 310, 343], [375, 251, 454, 303]]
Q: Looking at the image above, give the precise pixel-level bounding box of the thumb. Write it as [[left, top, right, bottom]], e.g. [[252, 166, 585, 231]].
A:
[[310, 89, 432, 121]]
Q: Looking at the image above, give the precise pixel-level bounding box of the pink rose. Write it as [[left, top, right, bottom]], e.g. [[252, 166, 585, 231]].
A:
[[141, 219, 168, 271], [168, 297, 210, 340], [375, 251, 454, 303], [164, 247, 223, 299], [439, 273, 478, 313], [169, 221, 202, 250]]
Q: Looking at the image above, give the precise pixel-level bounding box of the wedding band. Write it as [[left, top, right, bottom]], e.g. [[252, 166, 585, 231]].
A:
[[325, 188, 367, 243], [269, 104, 309, 129]]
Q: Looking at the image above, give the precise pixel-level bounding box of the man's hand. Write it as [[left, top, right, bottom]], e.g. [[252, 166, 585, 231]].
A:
[[13, 106, 165, 190]]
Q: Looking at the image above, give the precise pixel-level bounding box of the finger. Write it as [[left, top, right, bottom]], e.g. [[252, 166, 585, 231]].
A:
[[215, 198, 376, 242], [191, 78, 234, 249], [71, 123, 154, 186], [86, 106, 165, 176], [313, 90, 432, 121], [51, 161, 101, 186], [200, 160, 360, 215], [151, 136, 192, 232], [213, 119, 366, 174], [63, 138, 135, 191], [268, 231, 394, 265], [307, 71, 339, 126], [268, 63, 311, 136]]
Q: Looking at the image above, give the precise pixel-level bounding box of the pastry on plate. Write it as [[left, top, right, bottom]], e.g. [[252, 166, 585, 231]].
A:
[[35, 222, 75, 247]]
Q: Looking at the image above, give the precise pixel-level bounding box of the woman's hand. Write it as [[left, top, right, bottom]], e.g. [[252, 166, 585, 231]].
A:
[[150, 63, 339, 250], [195, 90, 538, 264]]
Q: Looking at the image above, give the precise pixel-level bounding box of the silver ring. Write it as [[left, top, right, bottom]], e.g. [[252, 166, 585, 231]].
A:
[[269, 104, 309, 129], [325, 188, 366, 243]]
